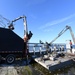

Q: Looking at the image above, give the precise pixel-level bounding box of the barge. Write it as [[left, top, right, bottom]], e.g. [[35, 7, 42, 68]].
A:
[[34, 52, 75, 71]]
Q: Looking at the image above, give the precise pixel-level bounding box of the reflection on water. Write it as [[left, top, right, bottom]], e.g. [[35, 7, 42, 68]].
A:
[[32, 62, 75, 75]]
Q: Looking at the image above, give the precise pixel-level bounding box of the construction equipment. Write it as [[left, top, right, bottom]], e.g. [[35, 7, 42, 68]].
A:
[[0, 15, 28, 35], [8, 16, 29, 38], [49, 25, 75, 44], [0, 15, 33, 64]]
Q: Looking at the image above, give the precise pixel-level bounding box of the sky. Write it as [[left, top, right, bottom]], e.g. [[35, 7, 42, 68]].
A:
[[0, 0, 75, 44]]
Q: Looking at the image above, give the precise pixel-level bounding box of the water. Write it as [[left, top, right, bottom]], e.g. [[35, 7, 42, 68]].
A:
[[32, 62, 75, 75]]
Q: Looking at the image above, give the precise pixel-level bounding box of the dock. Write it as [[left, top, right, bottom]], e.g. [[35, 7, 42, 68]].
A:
[[34, 53, 75, 71]]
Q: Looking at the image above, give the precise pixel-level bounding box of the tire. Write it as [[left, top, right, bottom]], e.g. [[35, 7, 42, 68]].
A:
[[6, 54, 15, 64]]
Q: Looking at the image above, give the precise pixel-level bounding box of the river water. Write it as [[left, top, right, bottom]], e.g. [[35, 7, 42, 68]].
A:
[[31, 62, 75, 75]]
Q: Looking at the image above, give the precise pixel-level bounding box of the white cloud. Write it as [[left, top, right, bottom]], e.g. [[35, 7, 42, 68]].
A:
[[65, 22, 73, 25], [43, 28, 53, 32], [39, 14, 75, 30]]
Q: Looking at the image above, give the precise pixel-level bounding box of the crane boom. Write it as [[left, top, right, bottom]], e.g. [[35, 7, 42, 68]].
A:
[[49, 25, 75, 44], [12, 16, 24, 22], [69, 26, 75, 44], [8, 15, 28, 38], [0, 15, 33, 41]]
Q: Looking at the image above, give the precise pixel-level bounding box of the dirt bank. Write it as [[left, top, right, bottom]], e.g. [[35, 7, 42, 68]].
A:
[[0, 60, 43, 75]]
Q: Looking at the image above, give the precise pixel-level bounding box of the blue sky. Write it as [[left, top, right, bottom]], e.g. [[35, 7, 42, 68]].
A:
[[0, 0, 75, 43]]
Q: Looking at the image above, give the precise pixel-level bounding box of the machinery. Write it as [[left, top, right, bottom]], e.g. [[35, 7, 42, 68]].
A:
[[49, 25, 75, 44], [39, 25, 75, 54], [49, 25, 75, 54], [0, 15, 33, 64]]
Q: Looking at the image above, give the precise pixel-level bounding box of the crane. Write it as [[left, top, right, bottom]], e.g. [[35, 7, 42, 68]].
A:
[[49, 25, 75, 44], [0, 15, 33, 41], [8, 16, 28, 36], [0, 15, 28, 39], [0, 15, 28, 33]]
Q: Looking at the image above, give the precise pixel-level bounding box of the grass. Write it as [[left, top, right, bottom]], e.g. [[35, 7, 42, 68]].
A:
[[20, 66, 32, 75]]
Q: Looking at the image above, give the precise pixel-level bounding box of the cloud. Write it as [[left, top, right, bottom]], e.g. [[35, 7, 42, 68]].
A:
[[44, 28, 53, 32], [39, 14, 75, 30], [65, 22, 73, 25]]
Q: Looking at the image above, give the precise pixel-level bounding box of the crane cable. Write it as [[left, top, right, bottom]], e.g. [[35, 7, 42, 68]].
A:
[[0, 15, 10, 28]]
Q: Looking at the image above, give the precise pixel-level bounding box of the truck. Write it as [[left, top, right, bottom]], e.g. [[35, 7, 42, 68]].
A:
[[0, 15, 33, 64]]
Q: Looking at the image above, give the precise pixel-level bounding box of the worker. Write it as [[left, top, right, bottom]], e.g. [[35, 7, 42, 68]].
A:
[[69, 40, 72, 53]]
